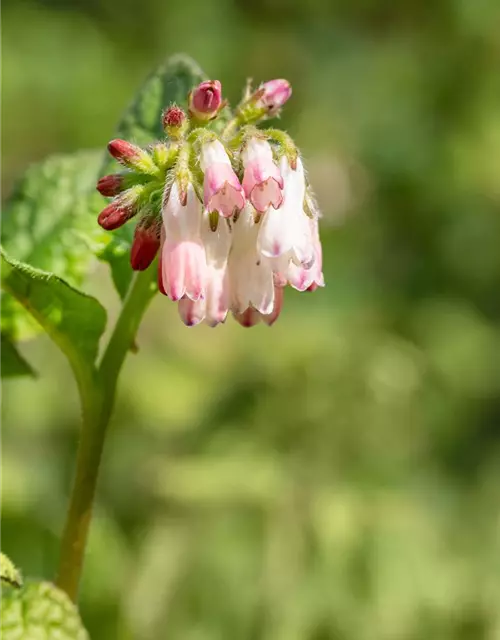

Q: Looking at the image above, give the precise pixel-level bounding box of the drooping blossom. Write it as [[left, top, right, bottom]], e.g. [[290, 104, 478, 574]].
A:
[[228, 204, 275, 317], [201, 140, 245, 218], [160, 182, 206, 302], [96, 75, 325, 328], [242, 138, 283, 213], [257, 156, 314, 270], [178, 212, 231, 327]]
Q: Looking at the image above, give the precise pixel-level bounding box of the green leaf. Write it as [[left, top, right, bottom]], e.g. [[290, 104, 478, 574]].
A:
[[1, 581, 89, 640], [1, 150, 108, 340], [98, 54, 208, 299], [0, 553, 23, 589], [1, 333, 36, 378], [1, 249, 106, 386]]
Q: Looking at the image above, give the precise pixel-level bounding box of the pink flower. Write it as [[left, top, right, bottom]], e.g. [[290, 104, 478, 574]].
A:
[[242, 138, 283, 213], [257, 79, 292, 115], [178, 212, 232, 327], [189, 80, 222, 120], [160, 182, 206, 302], [201, 140, 245, 218]]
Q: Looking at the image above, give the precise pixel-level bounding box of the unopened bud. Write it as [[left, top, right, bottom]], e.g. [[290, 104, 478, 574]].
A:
[[162, 106, 188, 139], [97, 198, 137, 230], [108, 139, 157, 174], [96, 174, 125, 197], [130, 221, 161, 271], [257, 79, 291, 115], [189, 80, 222, 121]]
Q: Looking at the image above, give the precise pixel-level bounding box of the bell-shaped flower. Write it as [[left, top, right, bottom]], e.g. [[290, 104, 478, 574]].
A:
[[242, 138, 283, 213], [160, 182, 206, 302], [257, 156, 314, 269], [229, 204, 275, 316], [178, 212, 232, 327], [201, 140, 245, 218]]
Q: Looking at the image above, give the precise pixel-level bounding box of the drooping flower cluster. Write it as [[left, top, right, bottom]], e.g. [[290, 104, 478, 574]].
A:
[[96, 78, 324, 326]]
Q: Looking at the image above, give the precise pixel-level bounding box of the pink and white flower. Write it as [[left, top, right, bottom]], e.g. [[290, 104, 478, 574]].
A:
[[277, 218, 325, 292], [257, 156, 314, 269], [201, 140, 245, 218], [178, 212, 231, 327], [228, 204, 275, 316], [160, 182, 206, 302], [242, 138, 284, 213]]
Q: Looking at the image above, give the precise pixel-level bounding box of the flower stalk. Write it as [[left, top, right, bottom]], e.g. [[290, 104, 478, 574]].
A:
[[56, 269, 156, 601]]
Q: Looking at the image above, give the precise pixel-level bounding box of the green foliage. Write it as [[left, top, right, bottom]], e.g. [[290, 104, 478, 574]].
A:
[[1, 582, 89, 640], [1, 553, 23, 589], [0, 334, 36, 378], [1, 151, 106, 342], [1, 250, 106, 383], [98, 55, 208, 299]]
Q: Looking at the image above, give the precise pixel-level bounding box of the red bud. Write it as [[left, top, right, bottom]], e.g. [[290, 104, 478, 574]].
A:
[[96, 174, 125, 197], [130, 224, 161, 271], [162, 106, 186, 130], [108, 139, 142, 165], [97, 200, 136, 230]]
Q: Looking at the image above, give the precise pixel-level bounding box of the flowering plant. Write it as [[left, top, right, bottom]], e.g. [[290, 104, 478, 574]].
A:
[[97, 75, 324, 327], [0, 55, 323, 635]]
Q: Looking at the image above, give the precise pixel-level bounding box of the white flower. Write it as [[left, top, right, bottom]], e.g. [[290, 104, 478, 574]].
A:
[[178, 212, 232, 327], [257, 156, 314, 269], [228, 204, 275, 316]]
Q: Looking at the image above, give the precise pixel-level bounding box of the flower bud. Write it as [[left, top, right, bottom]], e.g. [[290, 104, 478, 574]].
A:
[[130, 221, 161, 271], [108, 139, 157, 174], [108, 139, 142, 164], [97, 198, 137, 230], [96, 174, 125, 197], [189, 80, 222, 120], [162, 106, 188, 139], [257, 79, 291, 115]]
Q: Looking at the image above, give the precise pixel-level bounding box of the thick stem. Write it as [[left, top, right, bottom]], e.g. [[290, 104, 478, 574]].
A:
[[56, 269, 155, 600]]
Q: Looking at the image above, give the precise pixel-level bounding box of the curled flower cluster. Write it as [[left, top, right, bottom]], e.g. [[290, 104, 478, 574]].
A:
[[96, 78, 324, 327]]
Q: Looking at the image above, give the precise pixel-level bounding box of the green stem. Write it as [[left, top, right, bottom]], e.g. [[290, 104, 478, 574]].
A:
[[56, 269, 155, 601]]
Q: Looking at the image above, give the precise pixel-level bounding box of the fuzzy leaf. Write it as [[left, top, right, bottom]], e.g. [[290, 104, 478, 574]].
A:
[[1, 249, 106, 382], [0, 553, 23, 589], [97, 54, 208, 298], [1, 333, 36, 378], [1, 150, 108, 341], [1, 581, 89, 640]]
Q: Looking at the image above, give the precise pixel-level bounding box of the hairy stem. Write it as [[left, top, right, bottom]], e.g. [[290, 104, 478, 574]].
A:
[[56, 269, 155, 601]]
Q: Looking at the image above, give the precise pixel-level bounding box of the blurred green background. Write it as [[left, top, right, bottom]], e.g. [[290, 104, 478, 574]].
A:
[[3, 0, 500, 638]]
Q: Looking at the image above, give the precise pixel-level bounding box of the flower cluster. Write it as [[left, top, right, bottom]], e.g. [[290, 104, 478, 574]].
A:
[[96, 78, 324, 326]]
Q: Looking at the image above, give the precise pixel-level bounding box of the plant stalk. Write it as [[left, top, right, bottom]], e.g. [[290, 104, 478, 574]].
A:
[[56, 269, 155, 601]]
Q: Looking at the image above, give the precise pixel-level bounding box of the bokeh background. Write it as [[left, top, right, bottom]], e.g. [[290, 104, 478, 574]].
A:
[[3, 0, 500, 638]]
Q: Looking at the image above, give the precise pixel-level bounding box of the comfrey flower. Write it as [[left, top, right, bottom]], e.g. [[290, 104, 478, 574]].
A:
[[96, 77, 324, 327]]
